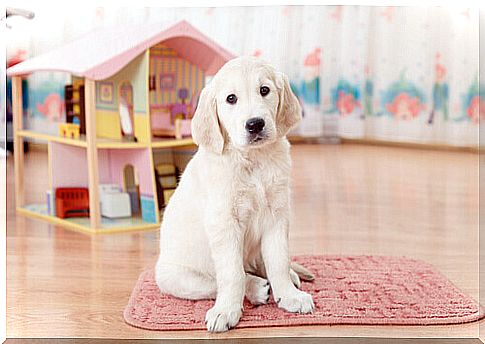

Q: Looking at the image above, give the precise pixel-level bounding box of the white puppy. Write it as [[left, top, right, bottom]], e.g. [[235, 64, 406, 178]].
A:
[[155, 56, 315, 332]]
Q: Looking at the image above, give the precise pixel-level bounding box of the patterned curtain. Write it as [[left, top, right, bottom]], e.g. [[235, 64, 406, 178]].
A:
[[6, 6, 480, 147]]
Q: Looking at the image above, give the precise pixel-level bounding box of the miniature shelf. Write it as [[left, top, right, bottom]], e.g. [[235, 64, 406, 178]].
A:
[[17, 130, 87, 148], [16, 130, 195, 150], [18, 204, 159, 235], [96, 137, 149, 149], [151, 137, 194, 149]]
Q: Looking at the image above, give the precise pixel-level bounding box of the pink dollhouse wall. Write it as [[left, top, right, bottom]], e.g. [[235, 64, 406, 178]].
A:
[[51, 143, 88, 188], [98, 148, 154, 196], [50, 143, 113, 188], [51, 143, 152, 197], [98, 149, 114, 184]]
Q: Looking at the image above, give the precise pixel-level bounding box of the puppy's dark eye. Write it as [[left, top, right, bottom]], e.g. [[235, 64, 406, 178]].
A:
[[260, 86, 270, 97], [226, 94, 237, 104]]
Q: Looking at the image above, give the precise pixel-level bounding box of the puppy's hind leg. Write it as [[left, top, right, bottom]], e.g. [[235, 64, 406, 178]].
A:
[[289, 268, 301, 289], [290, 262, 315, 282], [155, 263, 217, 300], [245, 273, 270, 305], [249, 257, 313, 290]]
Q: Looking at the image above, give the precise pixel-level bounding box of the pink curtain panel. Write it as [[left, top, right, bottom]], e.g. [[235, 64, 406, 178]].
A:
[[124, 255, 484, 330]]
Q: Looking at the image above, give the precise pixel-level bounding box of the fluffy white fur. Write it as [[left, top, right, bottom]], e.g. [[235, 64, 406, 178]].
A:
[[155, 56, 314, 332]]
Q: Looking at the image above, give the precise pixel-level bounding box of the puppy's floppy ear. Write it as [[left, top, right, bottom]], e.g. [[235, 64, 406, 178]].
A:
[[276, 73, 302, 137], [191, 85, 224, 154]]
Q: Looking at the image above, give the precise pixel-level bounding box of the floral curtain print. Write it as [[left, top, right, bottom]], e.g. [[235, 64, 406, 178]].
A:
[[7, 6, 480, 146], [279, 6, 479, 147]]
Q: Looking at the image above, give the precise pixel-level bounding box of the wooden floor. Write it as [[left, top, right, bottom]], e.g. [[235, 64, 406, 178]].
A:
[[6, 144, 482, 339]]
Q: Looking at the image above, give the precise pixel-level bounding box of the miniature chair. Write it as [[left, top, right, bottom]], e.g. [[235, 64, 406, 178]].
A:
[[170, 103, 188, 123], [55, 187, 90, 218], [170, 88, 190, 123]]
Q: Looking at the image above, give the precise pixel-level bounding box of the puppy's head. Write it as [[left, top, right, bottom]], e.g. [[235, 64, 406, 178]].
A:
[[191, 56, 302, 154]]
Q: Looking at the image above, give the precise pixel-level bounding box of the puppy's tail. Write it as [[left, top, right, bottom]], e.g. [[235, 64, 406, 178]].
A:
[[290, 262, 315, 282]]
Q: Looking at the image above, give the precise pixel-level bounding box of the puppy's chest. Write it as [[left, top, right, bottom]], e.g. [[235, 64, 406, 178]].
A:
[[232, 164, 288, 227]]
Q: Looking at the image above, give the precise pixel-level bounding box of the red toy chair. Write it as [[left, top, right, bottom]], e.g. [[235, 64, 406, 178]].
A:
[[55, 187, 90, 219]]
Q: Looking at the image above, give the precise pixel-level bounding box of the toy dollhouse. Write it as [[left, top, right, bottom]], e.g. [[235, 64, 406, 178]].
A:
[[7, 20, 235, 234]]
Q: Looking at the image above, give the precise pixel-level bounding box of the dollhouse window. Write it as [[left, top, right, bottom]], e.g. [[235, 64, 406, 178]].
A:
[[159, 73, 175, 90]]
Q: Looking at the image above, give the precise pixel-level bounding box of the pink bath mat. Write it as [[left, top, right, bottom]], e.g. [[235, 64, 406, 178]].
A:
[[124, 255, 484, 330]]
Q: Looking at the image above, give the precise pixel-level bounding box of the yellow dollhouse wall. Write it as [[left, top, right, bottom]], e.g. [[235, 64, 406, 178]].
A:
[[149, 44, 205, 110], [95, 53, 150, 142]]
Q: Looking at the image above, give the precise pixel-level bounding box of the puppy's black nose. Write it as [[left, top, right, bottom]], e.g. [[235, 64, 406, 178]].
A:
[[245, 117, 265, 134]]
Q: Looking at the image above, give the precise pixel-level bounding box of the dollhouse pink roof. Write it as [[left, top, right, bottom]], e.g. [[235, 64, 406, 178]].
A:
[[7, 20, 235, 80]]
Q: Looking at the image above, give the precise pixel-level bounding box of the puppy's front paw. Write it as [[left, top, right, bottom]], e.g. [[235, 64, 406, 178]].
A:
[[205, 304, 242, 332], [276, 289, 314, 314]]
